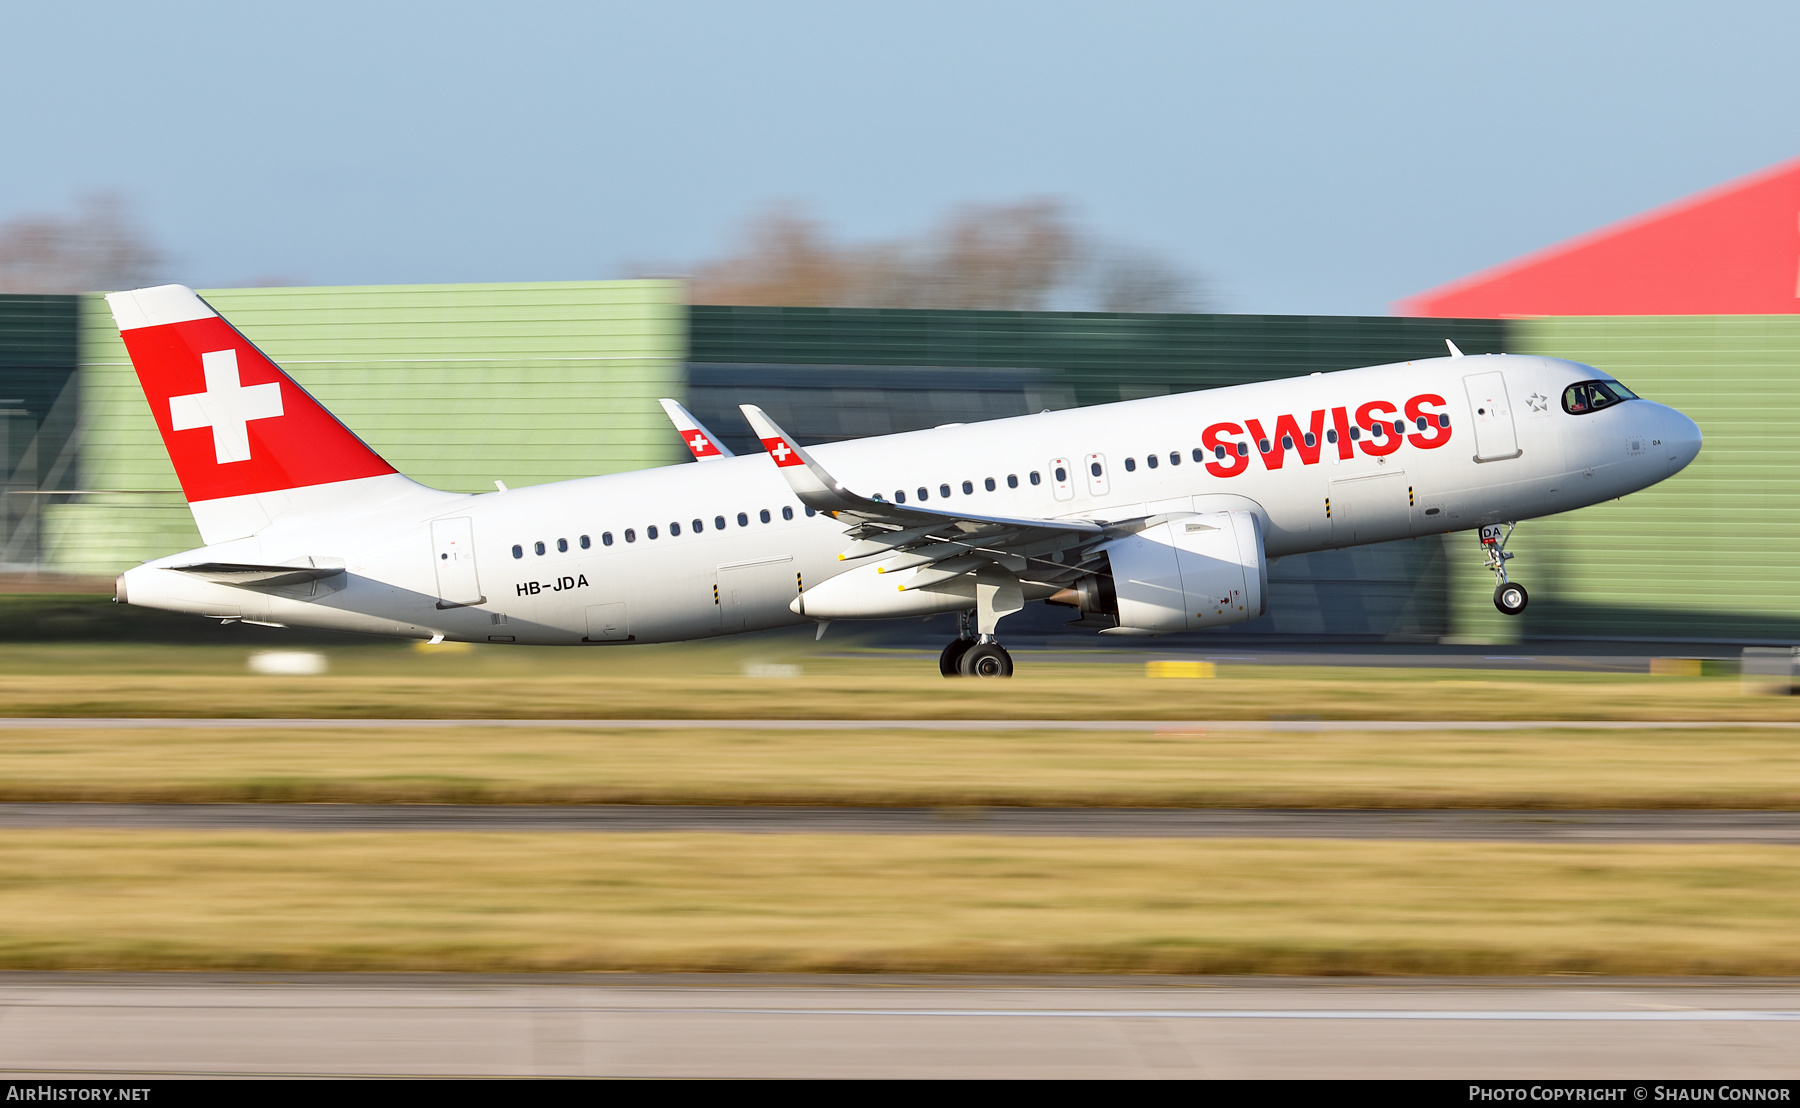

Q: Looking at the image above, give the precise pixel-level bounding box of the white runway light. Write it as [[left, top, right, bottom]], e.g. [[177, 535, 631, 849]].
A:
[[248, 651, 327, 676]]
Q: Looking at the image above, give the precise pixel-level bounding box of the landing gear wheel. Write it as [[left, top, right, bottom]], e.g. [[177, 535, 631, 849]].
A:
[[939, 638, 974, 677], [1494, 582, 1529, 616], [958, 642, 1014, 679]]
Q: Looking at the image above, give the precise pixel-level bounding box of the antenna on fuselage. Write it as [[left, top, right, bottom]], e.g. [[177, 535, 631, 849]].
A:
[[1445, 339, 1465, 357]]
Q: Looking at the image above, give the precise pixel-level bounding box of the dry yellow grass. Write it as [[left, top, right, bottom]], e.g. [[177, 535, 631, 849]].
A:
[[0, 831, 1793, 975], [0, 722, 1797, 808], [0, 642, 1793, 722]]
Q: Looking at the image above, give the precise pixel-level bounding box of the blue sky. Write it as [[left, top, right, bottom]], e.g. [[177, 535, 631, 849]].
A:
[[4, 1, 1796, 313]]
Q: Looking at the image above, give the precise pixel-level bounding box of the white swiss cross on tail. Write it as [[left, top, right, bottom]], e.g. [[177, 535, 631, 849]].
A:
[[168, 349, 284, 464]]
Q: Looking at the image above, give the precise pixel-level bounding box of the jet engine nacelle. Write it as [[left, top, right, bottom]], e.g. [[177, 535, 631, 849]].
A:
[[1085, 510, 1267, 635]]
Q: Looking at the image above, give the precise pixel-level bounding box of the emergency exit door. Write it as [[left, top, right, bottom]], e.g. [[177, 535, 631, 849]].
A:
[[430, 517, 485, 608]]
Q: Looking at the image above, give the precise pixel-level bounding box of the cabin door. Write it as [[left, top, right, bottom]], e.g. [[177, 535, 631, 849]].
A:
[[430, 517, 485, 608], [1463, 371, 1521, 461]]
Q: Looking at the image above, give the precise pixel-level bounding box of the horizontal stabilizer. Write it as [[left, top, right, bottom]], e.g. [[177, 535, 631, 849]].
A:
[[168, 558, 345, 588]]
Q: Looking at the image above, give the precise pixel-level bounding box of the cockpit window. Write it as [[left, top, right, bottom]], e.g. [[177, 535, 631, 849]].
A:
[[1561, 379, 1637, 415]]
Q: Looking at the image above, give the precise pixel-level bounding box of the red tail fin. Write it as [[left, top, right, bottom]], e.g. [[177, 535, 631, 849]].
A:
[[106, 285, 397, 505]]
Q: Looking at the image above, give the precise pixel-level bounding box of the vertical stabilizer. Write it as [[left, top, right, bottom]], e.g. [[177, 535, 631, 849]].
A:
[[106, 284, 419, 544]]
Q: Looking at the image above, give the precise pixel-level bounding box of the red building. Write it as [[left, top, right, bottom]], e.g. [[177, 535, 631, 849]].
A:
[[1397, 155, 1800, 317]]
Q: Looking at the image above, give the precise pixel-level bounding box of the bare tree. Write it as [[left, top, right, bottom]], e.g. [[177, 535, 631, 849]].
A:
[[689, 200, 1084, 311], [1087, 246, 1205, 314], [0, 194, 161, 294], [681, 200, 1205, 313]]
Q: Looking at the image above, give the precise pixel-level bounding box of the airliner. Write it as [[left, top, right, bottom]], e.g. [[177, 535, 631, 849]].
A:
[[107, 284, 1702, 677]]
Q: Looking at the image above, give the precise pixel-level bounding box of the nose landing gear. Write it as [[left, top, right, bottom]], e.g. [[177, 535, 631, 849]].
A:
[[1481, 523, 1529, 616]]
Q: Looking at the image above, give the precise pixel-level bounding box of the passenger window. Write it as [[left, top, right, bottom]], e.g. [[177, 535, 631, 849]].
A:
[[1192, 448, 1204, 463], [1168, 451, 1180, 466], [1030, 471, 1041, 485], [511, 544, 523, 559], [1124, 457, 1136, 472], [1438, 413, 1450, 428], [737, 513, 748, 527], [625, 529, 636, 543], [1350, 426, 1361, 440], [555, 538, 567, 553], [647, 526, 659, 540], [962, 480, 973, 495], [534, 541, 546, 555], [1147, 454, 1159, 469], [985, 477, 996, 491], [602, 532, 613, 546], [1415, 417, 1428, 431], [940, 484, 951, 498], [1326, 429, 1338, 443], [1281, 435, 1293, 450], [760, 509, 771, 524], [1258, 439, 1272, 453], [918, 487, 929, 501], [1007, 474, 1018, 488], [1393, 420, 1406, 435], [782, 507, 794, 520], [579, 535, 590, 549], [1054, 466, 1067, 482], [670, 522, 681, 536], [1369, 424, 1384, 439], [1303, 432, 1316, 448], [1089, 461, 1102, 477], [714, 516, 725, 530], [805, 507, 816, 517], [895, 490, 906, 503], [1214, 445, 1226, 459], [1237, 442, 1249, 457]]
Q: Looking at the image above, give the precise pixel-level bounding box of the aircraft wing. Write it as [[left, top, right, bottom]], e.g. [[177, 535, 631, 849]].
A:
[[738, 404, 1135, 590], [659, 398, 736, 461]]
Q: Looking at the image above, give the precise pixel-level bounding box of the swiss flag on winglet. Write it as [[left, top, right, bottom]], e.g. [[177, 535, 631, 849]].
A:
[[761, 436, 804, 467], [686, 430, 723, 459], [110, 287, 396, 503]]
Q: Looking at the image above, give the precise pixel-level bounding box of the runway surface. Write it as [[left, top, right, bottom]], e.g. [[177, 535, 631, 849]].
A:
[[4, 802, 1798, 842], [2, 716, 1797, 731], [2, 975, 1796, 1077]]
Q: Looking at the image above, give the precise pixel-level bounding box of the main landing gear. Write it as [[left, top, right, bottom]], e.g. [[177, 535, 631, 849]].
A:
[[1481, 523, 1529, 616], [940, 610, 1015, 678]]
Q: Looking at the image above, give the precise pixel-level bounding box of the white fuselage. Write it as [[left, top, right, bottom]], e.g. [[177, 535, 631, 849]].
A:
[[121, 354, 1702, 644]]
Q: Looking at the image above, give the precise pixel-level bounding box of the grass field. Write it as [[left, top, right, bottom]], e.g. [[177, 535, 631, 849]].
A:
[[0, 831, 1792, 975], [2, 722, 1798, 809], [0, 641, 1794, 722], [4, 641, 1797, 975]]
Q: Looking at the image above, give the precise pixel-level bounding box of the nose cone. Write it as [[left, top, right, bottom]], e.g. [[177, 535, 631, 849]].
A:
[[1660, 404, 1702, 473]]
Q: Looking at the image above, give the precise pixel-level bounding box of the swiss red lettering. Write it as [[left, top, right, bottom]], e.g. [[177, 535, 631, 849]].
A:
[[1201, 422, 1247, 478], [1276, 410, 1325, 466], [1355, 400, 1403, 457], [1199, 396, 1437, 477], [1330, 407, 1354, 460], [1246, 411, 1326, 469], [1405, 393, 1452, 449]]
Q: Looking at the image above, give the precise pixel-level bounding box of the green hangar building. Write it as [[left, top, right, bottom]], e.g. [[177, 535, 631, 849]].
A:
[[3, 157, 1799, 644]]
